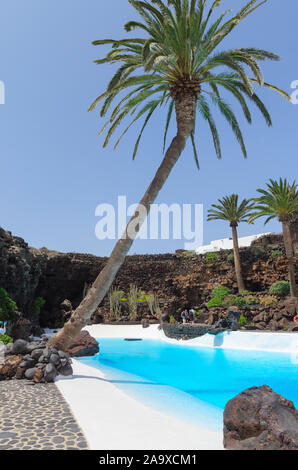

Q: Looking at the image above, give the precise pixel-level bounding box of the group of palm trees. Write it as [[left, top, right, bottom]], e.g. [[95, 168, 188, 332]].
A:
[[49, 1, 294, 350], [208, 179, 298, 297]]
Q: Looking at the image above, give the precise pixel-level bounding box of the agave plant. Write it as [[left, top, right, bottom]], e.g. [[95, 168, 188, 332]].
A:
[[49, 0, 289, 350], [208, 194, 255, 292], [249, 178, 298, 298]]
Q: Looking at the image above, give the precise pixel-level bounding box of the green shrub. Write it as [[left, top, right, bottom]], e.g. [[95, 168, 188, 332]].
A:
[[0, 288, 18, 322], [169, 315, 176, 324], [269, 281, 290, 296], [271, 250, 283, 260], [212, 286, 230, 300], [227, 253, 234, 264], [238, 314, 248, 327], [207, 297, 223, 309], [33, 297, 46, 315], [194, 309, 204, 316], [240, 289, 252, 296], [224, 295, 246, 308], [260, 296, 278, 307], [244, 295, 260, 305], [0, 333, 13, 345], [206, 252, 219, 264]]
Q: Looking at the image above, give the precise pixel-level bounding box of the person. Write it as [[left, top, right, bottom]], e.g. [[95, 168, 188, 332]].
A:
[[181, 310, 187, 324], [0, 321, 6, 335], [189, 308, 195, 323]]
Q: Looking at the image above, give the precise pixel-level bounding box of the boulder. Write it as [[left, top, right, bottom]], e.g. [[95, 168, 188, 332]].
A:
[[11, 339, 28, 355], [67, 330, 99, 357], [44, 363, 57, 382], [24, 367, 37, 380], [224, 385, 298, 450]]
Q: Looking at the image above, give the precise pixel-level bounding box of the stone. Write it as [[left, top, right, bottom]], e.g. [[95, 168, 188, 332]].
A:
[[0, 355, 23, 380], [58, 364, 73, 376], [33, 367, 45, 383], [49, 353, 60, 365], [223, 385, 298, 450], [43, 363, 57, 382], [24, 368, 37, 380], [30, 348, 44, 361], [141, 318, 150, 328], [67, 331, 99, 357], [11, 339, 28, 355]]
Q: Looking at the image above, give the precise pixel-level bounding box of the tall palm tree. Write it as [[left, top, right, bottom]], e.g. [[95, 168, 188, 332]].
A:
[[249, 178, 298, 298], [49, 0, 288, 350], [207, 194, 254, 292]]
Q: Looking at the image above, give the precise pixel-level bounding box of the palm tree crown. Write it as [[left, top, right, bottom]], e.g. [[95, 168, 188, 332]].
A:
[[249, 178, 298, 224], [208, 194, 255, 226], [89, 0, 289, 166]]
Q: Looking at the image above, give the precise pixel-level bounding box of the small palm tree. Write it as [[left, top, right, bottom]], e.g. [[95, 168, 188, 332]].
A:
[[249, 178, 298, 298], [49, 0, 288, 350], [208, 194, 254, 292]]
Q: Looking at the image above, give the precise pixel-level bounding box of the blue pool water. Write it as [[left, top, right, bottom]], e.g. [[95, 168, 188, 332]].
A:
[[79, 338, 298, 430]]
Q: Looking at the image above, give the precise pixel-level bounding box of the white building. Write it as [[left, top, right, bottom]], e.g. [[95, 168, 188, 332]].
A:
[[196, 233, 271, 255]]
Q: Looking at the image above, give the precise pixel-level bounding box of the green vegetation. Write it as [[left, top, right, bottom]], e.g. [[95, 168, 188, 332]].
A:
[[208, 194, 255, 292], [271, 250, 283, 260], [33, 297, 46, 316], [0, 333, 13, 345], [238, 314, 248, 327], [227, 253, 234, 264], [207, 297, 223, 309], [206, 252, 219, 264], [249, 178, 298, 298], [169, 315, 176, 325], [260, 296, 278, 307], [0, 288, 18, 322], [225, 295, 246, 308], [194, 309, 204, 316], [244, 295, 260, 305], [240, 290, 252, 296], [212, 286, 230, 299], [108, 288, 125, 320], [269, 281, 290, 296]]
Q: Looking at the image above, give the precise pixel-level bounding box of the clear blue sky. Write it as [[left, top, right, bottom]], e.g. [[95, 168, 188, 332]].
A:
[[0, 0, 297, 255]]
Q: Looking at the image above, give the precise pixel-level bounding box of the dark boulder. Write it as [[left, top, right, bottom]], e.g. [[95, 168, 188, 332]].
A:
[[11, 339, 28, 355], [44, 363, 57, 382], [224, 385, 298, 450], [67, 330, 99, 357]]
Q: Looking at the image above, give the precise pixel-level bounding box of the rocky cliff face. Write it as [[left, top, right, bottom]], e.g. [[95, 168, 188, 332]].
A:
[[0, 227, 297, 328]]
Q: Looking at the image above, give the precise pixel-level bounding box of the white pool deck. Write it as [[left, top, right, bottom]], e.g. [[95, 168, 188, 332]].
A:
[[55, 325, 298, 450]]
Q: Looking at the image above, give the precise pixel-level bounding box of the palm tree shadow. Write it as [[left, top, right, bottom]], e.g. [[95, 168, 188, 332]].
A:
[[71, 374, 163, 386]]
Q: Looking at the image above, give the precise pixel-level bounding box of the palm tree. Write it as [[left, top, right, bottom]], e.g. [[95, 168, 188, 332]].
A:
[[48, 0, 288, 350], [249, 178, 298, 298], [207, 194, 254, 292]]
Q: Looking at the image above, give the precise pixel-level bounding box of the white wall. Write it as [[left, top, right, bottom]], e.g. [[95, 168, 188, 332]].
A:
[[196, 233, 271, 255]]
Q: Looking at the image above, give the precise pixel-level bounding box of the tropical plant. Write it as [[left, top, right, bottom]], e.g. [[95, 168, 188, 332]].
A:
[[208, 194, 255, 292], [224, 295, 246, 308], [128, 284, 141, 320], [238, 314, 248, 326], [0, 334, 13, 345], [269, 281, 290, 296], [205, 252, 219, 263], [260, 295, 278, 307], [0, 288, 18, 323], [49, 0, 289, 350], [169, 315, 176, 324], [108, 288, 125, 320], [271, 249, 283, 260], [212, 285, 230, 299], [249, 178, 298, 298], [244, 295, 259, 305], [33, 297, 46, 316], [146, 293, 162, 320], [207, 297, 223, 309]]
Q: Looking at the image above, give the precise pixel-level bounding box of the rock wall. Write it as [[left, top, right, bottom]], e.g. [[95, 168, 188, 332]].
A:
[[0, 227, 297, 327]]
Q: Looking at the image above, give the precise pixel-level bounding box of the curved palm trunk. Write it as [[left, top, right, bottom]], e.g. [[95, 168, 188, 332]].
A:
[[48, 93, 196, 350], [231, 223, 245, 293], [281, 220, 297, 298]]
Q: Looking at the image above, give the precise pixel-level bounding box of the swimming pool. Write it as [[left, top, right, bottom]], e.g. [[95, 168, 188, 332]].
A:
[[79, 337, 298, 431]]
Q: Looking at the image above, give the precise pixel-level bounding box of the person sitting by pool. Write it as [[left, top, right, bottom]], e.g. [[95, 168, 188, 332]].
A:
[[181, 310, 187, 323], [0, 321, 6, 335], [188, 308, 195, 323]]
